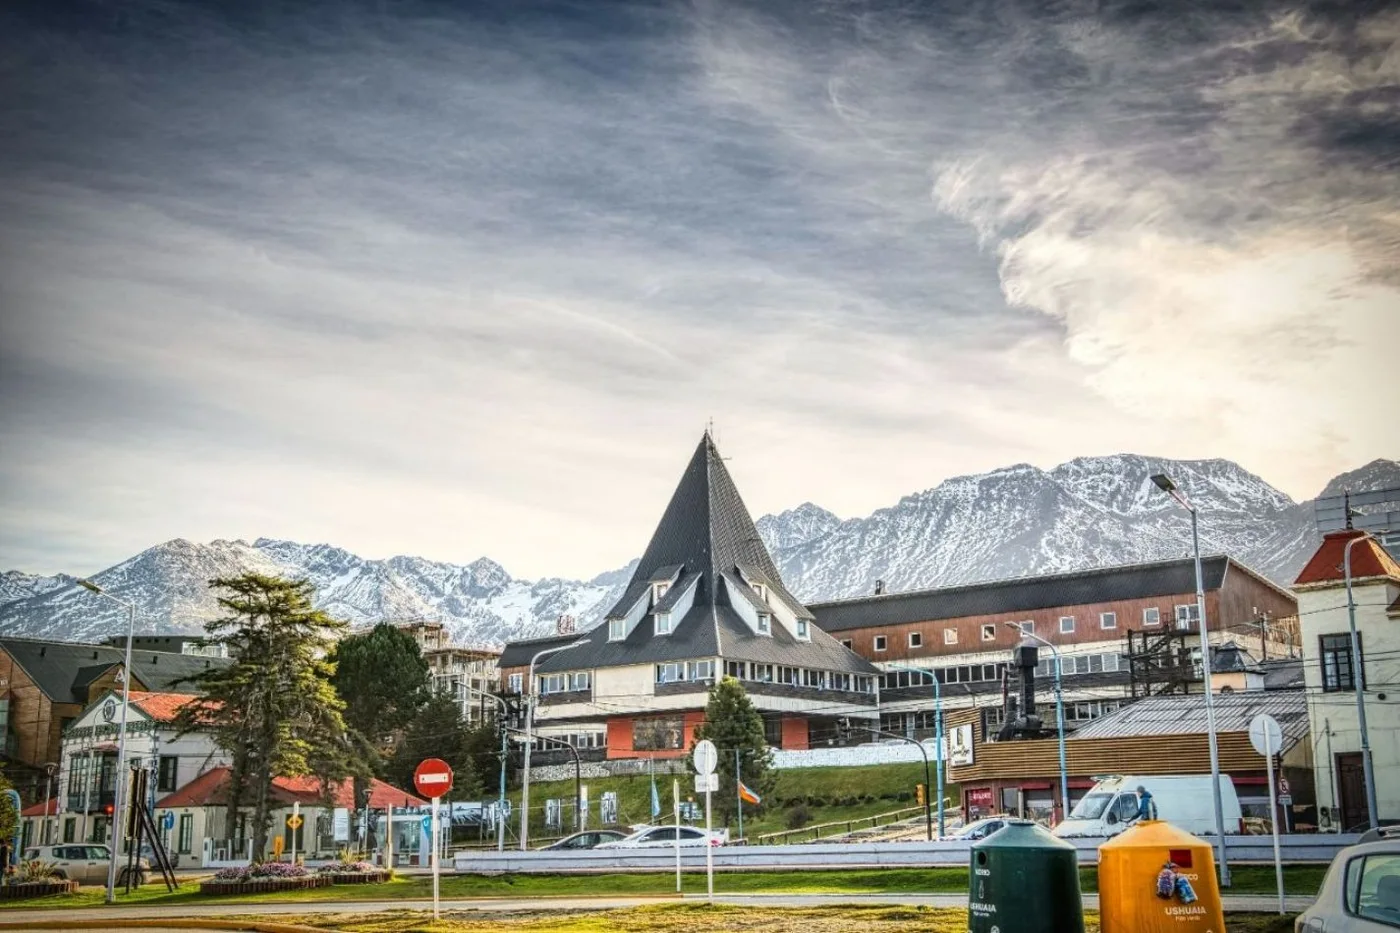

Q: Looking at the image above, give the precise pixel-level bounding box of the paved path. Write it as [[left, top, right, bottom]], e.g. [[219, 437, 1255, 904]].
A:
[[0, 891, 1316, 927]]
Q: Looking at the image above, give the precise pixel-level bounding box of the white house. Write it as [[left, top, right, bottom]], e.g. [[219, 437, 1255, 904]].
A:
[[52, 690, 227, 851], [1295, 530, 1400, 831]]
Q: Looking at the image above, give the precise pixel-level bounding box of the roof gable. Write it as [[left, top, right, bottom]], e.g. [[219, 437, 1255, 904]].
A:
[[1295, 531, 1400, 587]]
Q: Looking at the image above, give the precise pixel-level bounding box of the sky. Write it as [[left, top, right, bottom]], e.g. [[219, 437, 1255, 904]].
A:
[[1, 0, 1397, 581]]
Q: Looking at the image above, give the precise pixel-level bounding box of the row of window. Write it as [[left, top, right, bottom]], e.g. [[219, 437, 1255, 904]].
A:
[[531, 731, 606, 751], [656, 660, 716, 684], [539, 672, 592, 695], [981, 698, 1123, 731], [722, 660, 876, 694], [849, 604, 1204, 653], [876, 651, 1124, 692]]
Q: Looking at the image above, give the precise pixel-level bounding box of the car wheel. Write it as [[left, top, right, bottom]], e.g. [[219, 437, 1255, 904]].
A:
[[118, 868, 146, 887], [51, 869, 67, 880]]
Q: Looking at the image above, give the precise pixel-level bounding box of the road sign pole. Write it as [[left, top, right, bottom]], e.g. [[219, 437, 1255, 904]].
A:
[[673, 779, 681, 894], [431, 796, 441, 920], [1265, 733, 1283, 915], [289, 802, 300, 864], [704, 783, 713, 901]]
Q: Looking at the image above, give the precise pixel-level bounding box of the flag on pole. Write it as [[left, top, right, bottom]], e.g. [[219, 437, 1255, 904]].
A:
[[738, 781, 761, 806], [650, 772, 662, 819]]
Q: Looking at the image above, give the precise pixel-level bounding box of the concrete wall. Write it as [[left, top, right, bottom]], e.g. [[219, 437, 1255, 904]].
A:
[[1299, 577, 1400, 825]]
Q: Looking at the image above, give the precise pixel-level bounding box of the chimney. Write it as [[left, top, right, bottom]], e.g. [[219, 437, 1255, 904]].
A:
[[556, 614, 576, 635], [874, 579, 886, 596]]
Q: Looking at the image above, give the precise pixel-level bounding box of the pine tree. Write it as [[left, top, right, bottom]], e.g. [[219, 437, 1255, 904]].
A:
[[387, 694, 485, 799], [174, 574, 352, 861], [329, 623, 431, 847], [690, 676, 773, 826]]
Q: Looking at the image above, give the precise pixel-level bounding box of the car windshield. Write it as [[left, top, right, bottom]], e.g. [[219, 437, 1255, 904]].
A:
[[1071, 794, 1114, 820]]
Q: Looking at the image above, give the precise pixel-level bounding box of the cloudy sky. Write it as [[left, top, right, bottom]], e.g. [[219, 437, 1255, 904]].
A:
[[2, 0, 1396, 580]]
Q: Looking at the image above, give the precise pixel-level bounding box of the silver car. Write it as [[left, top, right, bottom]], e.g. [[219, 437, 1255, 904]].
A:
[[1296, 827, 1400, 931], [22, 844, 150, 886]]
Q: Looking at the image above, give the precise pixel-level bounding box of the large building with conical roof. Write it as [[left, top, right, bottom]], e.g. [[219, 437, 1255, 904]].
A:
[[504, 433, 878, 759]]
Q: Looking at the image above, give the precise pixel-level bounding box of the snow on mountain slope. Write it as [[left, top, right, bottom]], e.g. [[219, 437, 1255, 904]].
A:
[[1, 456, 1394, 644]]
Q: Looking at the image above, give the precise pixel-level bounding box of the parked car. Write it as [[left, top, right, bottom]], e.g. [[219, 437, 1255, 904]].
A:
[[1296, 827, 1400, 931], [21, 844, 149, 886], [594, 825, 726, 849], [1053, 774, 1242, 839], [951, 817, 1011, 841], [541, 830, 627, 850]]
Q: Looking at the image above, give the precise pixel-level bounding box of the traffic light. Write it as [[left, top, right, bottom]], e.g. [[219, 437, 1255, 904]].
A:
[[103, 803, 114, 816], [916, 784, 926, 806]]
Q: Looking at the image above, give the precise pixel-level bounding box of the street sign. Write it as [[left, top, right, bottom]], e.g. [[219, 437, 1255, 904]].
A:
[[1249, 714, 1283, 758], [695, 773, 718, 793], [286, 814, 303, 830], [161, 812, 175, 831], [693, 739, 718, 776], [414, 758, 455, 799]]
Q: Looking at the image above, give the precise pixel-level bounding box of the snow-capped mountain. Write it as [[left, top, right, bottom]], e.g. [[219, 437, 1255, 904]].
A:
[[1, 455, 1395, 645]]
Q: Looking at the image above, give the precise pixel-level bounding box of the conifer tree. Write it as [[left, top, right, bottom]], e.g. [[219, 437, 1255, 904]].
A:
[[690, 676, 773, 826], [175, 574, 351, 860]]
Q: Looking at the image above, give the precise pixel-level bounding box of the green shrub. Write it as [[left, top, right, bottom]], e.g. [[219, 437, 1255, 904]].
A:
[[787, 805, 812, 830]]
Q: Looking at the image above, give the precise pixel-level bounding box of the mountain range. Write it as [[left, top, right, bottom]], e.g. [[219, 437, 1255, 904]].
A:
[[1, 454, 1395, 647]]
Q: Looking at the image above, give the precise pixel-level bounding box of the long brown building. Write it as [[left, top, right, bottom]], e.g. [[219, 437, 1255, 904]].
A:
[[809, 556, 1299, 736]]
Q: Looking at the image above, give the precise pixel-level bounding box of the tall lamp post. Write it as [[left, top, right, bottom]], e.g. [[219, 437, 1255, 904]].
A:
[[1005, 624, 1069, 826], [1151, 473, 1230, 886], [75, 579, 135, 904], [887, 665, 946, 837], [520, 641, 583, 850], [465, 686, 513, 851], [1343, 533, 1380, 829]]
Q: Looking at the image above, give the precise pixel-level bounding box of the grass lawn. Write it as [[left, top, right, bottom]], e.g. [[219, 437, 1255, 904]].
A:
[[280, 904, 1302, 932], [508, 763, 940, 843], [0, 864, 1323, 910]]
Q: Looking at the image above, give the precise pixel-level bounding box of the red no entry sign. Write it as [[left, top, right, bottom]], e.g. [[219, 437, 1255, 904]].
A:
[[414, 757, 454, 799]]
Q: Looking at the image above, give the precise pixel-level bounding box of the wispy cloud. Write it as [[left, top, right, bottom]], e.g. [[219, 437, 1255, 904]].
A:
[[0, 0, 1395, 578]]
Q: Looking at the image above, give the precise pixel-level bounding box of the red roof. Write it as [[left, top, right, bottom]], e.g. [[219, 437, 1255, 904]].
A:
[[20, 799, 58, 817], [126, 691, 208, 722], [156, 767, 426, 810], [1295, 531, 1400, 586]]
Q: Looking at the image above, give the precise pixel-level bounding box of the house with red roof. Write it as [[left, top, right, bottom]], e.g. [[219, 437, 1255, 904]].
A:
[[40, 689, 228, 856], [153, 766, 425, 868], [1294, 530, 1400, 831]]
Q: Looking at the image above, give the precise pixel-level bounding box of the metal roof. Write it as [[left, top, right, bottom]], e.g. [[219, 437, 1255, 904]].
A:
[[1071, 690, 1308, 751], [0, 637, 225, 704], [810, 556, 1239, 633], [496, 633, 580, 669]]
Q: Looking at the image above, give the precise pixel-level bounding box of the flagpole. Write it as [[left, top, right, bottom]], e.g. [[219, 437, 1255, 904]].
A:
[[735, 749, 743, 842]]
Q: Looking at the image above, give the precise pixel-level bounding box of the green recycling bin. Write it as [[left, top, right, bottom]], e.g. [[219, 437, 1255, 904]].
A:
[[968, 819, 1085, 933]]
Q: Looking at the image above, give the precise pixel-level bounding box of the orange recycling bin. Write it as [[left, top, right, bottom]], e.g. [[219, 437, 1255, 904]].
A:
[[1097, 820, 1226, 933]]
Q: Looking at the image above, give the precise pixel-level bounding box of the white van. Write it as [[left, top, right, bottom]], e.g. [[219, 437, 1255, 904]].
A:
[[1053, 774, 1243, 838]]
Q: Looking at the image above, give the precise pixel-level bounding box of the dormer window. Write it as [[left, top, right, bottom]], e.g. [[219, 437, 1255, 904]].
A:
[[653, 582, 670, 603], [796, 619, 809, 639], [757, 613, 771, 635], [752, 582, 767, 604], [608, 619, 626, 641], [655, 612, 673, 636]]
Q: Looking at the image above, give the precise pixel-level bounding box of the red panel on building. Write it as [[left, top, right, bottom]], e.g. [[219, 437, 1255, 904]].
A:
[[606, 718, 633, 760], [780, 716, 809, 750]]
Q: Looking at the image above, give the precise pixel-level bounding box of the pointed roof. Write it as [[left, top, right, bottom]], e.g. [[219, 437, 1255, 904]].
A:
[[1294, 530, 1400, 587], [535, 434, 874, 676], [603, 433, 810, 622]]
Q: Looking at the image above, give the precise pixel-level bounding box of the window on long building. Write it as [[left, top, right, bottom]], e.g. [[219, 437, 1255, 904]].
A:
[[633, 715, 685, 751]]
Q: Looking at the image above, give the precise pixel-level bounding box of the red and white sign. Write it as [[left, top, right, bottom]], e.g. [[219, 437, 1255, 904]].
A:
[[414, 758, 454, 799]]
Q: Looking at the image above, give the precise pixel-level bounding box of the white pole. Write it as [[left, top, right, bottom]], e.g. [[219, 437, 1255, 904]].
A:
[[385, 805, 393, 870], [704, 783, 713, 901], [1265, 733, 1284, 915], [106, 599, 135, 903], [289, 801, 299, 864], [431, 795, 441, 920], [673, 779, 681, 894]]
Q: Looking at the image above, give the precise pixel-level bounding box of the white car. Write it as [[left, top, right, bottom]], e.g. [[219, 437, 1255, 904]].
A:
[[594, 825, 725, 849], [952, 817, 1011, 841], [22, 844, 149, 886], [1296, 827, 1400, 931]]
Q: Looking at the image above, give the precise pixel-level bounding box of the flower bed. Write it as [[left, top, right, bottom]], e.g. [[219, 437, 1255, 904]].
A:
[[315, 860, 389, 884], [200, 862, 332, 896], [0, 880, 80, 900]]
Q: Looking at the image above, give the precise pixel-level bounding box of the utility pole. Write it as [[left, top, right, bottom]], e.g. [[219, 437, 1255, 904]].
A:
[[1343, 533, 1380, 829]]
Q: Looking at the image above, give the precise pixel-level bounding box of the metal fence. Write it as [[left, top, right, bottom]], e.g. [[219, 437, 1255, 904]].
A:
[[453, 832, 1359, 874]]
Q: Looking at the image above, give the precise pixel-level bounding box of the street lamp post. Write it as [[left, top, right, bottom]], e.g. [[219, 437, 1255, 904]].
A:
[[1343, 533, 1380, 829], [1005, 624, 1069, 827], [75, 579, 135, 904], [464, 686, 513, 851], [887, 665, 945, 838], [1151, 473, 1231, 886], [41, 764, 56, 847], [520, 641, 583, 850]]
